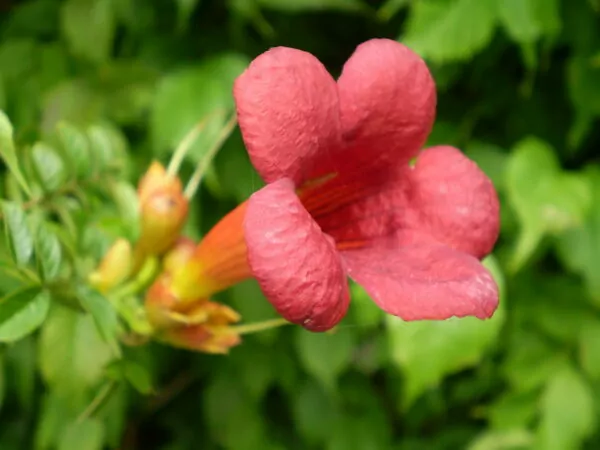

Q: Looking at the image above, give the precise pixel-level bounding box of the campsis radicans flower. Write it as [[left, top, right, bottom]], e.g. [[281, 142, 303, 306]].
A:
[[145, 237, 241, 354], [168, 38, 500, 332]]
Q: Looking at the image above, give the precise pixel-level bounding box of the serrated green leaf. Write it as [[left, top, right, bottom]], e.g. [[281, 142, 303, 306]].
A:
[[0, 288, 50, 342], [401, 0, 497, 64], [1, 201, 34, 266], [35, 223, 62, 281], [294, 326, 355, 392], [0, 110, 31, 196], [505, 137, 591, 271], [537, 365, 596, 450], [31, 142, 67, 192], [55, 122, 91, 178], [150, 54, 249, 163], [58, 418, 104, 450], [61, 0, 115, 64], [76, 286, 120, 357], [387, 256, 505, 407], [257, 0, 365, 12]]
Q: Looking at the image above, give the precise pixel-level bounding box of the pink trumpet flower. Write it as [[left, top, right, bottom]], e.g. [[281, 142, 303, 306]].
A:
[[171, 39, 500, 332]]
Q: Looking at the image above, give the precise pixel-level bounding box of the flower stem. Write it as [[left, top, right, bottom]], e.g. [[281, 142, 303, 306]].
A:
[[112, 257, 159, 301], [77, 382, 116, 423], [166, 109, 226, 178], [232, 318, 291, 335], [184, 114, 238, 200]]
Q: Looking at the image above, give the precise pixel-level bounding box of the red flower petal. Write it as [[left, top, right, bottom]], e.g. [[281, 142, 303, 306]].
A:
[[244, 178, 350, 331], [342, 239, 499, 321], [336, 39, 436, 173], [234, 47, 341, 186], [407, 146, 500, 258]]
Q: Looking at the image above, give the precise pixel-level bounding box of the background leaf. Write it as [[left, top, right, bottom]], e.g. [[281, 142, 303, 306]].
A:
[[0, 288, 50, 342], [1, 201, 34, 266], [402, 0, 497, 63], [0, 110, 30, 195]]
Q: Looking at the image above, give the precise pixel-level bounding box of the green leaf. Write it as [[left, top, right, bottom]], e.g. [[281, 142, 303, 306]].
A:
[[464, 141, 508, 190], [110, 181, 139, 241], [578, 319, 600, 379], [505, 137, 591, 271], [228, 341, 275, 400], [55, 122, 92, 178], [203, 375, 266, 450], [468, 430, 534, 450], [35, 223, 62, 281], [175, 0, 200, 32], [0, 353, 5, 411], [0, 288, 50, 342], [150, 54, 249, 162], [401, 0, 497, 64], [35, 390, 75, 450], [292, 380, 339, 445], [256, 0, 365, 12], [5, 337, 36, 411], [58, 419, 104, 450], [61, 0, 116, 64], [498, 0, 560, 45], [567, 55, 600, 116], [122, 361, 153, 394], [502, 329, 568, 393], [0, 110, 31, 196], [347, 281, 385, 329], [377, 0, 410, 21], [76, 286, 120, 357], [488, 391, 539, 430], [294, 326, 355, 392], [498, 0, 540, 43], [41, 81, 103, 132], [86, 122, 128, 173], [30, 142, 67, 192], [1, 201, 34, 266], [537, 365, 596, 450], [387, 256, 505, 407], [39, 305, 113, 407]]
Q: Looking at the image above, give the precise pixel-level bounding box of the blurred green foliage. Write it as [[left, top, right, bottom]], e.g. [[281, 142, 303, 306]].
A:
[[1, 0, 600, 449]]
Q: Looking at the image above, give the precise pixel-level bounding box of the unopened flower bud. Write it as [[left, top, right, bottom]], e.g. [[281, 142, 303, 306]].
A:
[[136, 162, 189, 256], [89, 238, 133, 293]]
